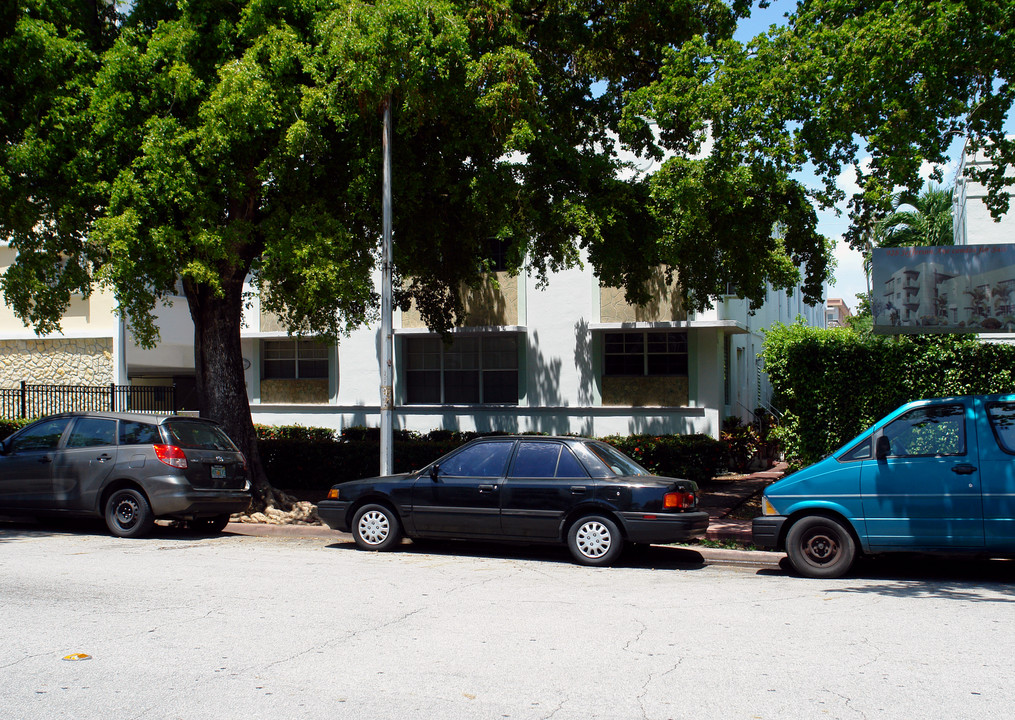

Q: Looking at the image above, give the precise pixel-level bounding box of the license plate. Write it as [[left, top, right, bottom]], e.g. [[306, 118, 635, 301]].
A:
[[211, 465, 226, 479]]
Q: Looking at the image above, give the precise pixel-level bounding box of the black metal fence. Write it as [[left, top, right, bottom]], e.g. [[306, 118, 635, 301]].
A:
[[0, 382, 177, 419]]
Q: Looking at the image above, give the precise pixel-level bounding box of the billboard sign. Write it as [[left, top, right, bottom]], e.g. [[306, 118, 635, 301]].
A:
[[871, 244, 1015, 334]]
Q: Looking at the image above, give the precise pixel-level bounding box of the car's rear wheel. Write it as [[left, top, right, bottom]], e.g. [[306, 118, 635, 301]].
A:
[[567, 515, 623, 566], [105, 488, 156, 539], [190, 514, 231, 533], [352, 504, 402, 551], [785, 515, 857, 579]]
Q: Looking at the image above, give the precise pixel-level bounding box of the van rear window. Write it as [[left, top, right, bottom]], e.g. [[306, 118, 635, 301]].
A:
[[163, 420, 238, 451], [986, 402, 1015, 454]]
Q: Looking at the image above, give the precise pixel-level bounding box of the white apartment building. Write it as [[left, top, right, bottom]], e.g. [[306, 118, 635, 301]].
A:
[[0, 244, 823, 439]]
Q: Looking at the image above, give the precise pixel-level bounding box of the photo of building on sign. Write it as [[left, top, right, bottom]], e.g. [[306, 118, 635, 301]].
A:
[[871, 245, 1015, 334]]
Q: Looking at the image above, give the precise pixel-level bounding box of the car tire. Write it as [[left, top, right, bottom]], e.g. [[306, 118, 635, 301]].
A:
[[105, 488, 156, 539], [567, 515, 623, 566], [352, 504, 403, 551], [190, 514, 231, 534], [785, 515, 857, 579]]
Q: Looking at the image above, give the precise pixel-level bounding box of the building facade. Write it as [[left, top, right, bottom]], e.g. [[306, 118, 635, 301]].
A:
[[0, 244, 824, 439]]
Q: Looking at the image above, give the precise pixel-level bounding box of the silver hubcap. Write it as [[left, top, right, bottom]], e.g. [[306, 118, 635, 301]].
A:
[[576, 521, 612, 558], [358, 510, 390, 545]]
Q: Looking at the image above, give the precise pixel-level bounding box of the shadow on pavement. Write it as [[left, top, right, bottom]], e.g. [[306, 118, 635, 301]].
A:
[[325, 538, 709, 570], [0, 516, 236, 543], [757, 554, 1015, 600]]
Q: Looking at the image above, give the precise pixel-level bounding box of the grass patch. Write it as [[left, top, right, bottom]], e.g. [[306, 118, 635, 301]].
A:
[[686, 537, 758, 551]]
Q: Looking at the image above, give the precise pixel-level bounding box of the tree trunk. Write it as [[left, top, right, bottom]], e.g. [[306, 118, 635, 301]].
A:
[[184, 267, 283, 512]]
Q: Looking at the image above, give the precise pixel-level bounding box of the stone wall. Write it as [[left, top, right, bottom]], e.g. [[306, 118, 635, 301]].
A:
[[0, 338, 114, 387]]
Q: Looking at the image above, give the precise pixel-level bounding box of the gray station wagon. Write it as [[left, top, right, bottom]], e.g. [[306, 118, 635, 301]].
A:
[[0, 411, 251, 537]]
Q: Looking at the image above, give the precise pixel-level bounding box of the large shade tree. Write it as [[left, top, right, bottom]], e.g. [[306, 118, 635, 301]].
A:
[[628, 0, 1014, 256], [2, 0, 836, 506]]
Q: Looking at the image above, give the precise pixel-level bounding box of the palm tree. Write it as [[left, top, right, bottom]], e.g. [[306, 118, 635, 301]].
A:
[[877, 185, 954, 248]]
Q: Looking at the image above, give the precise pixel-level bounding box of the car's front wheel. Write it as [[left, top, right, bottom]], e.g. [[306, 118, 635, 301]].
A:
[[567, 515, 623, 566], [105, 488, 156, 538], [785, 515, 857, 579], [352, 504, 403, 551]]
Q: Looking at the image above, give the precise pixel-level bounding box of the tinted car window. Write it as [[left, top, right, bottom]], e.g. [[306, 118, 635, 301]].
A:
[[582, 441, 650, 476], [555, 446, 588, 478], [440, 441, 513, 478], [987, 402, 1015, 454], [163, 420, 238, 451], [881, 404, 965, 457], [67, 418, 117, 448], [8, 418, 72, 452], [511, 442, 561, 478], [120, 421, 161, 445], [839, 438, 871, 462]]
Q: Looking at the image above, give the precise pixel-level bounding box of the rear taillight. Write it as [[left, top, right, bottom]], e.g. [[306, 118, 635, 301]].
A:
[[154, 444, 188, 469], [663, 491, 696, 509]]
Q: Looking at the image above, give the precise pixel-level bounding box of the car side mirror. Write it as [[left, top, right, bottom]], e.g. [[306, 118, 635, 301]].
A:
[[429, 464, 440, 482], [876, 436, 890, 461]]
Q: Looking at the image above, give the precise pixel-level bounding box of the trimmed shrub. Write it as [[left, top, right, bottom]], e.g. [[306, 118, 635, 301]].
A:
[[598, 433, 723, 484], [258, 427, 724, 491], [0, 418, 31, 440], [763, 320, 1015, 469]]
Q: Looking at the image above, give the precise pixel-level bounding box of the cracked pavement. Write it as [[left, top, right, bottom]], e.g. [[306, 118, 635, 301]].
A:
[[2, 524, 1014, 719]]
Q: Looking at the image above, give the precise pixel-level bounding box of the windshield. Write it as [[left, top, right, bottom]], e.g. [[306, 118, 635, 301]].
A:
[[582, 441, 651, 477]]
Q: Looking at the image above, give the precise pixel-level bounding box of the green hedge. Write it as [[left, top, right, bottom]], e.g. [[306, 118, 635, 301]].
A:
[[0, 417, 723, 490], [763, 321, 1015, 468], [0, 418, 31, 440], [257, 426, 724, 491], [599, 434, 723, 484]]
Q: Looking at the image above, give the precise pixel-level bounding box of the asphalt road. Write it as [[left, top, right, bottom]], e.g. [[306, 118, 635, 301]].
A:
[[2, 520, 1014, 720]]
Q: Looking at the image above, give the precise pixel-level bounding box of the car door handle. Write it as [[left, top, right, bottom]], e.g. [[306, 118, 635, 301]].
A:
[[570, 486, 587, 494], [951, 464, 977, 475], [478, 484, 498, 493], [38, 455, 53, 464], [96, 453, 113, 463]]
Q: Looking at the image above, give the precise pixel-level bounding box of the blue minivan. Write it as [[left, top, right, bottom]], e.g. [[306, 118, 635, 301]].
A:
[[753, 394, 1015, 578]]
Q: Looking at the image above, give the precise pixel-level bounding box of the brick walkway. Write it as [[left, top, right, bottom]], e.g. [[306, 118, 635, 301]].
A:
[[698, 462, 787, 543]]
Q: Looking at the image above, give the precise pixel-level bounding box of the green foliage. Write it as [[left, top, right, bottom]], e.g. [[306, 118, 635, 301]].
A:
[[0, 418, 32, 441], [877, 185, 955, 250], [635, 0, 1015, 252], [599, 434, 723, 484], [763, 321, 1015, 467], [720, 416, 758, 473], [257, 428, 724, 490], [254, 424, 340, 443]]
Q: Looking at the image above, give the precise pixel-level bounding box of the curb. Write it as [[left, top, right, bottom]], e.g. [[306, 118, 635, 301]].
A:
[[223, 523, 785, 569]]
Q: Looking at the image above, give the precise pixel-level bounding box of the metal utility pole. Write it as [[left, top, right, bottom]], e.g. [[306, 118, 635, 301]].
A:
[[380, 97, 394, 476]]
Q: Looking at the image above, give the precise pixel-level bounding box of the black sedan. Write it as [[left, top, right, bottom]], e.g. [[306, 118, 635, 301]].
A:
[[318, 435, 709, 566]]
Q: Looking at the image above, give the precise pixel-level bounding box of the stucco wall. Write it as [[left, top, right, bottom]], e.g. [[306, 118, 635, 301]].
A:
[[0, 338, 114, 386]]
